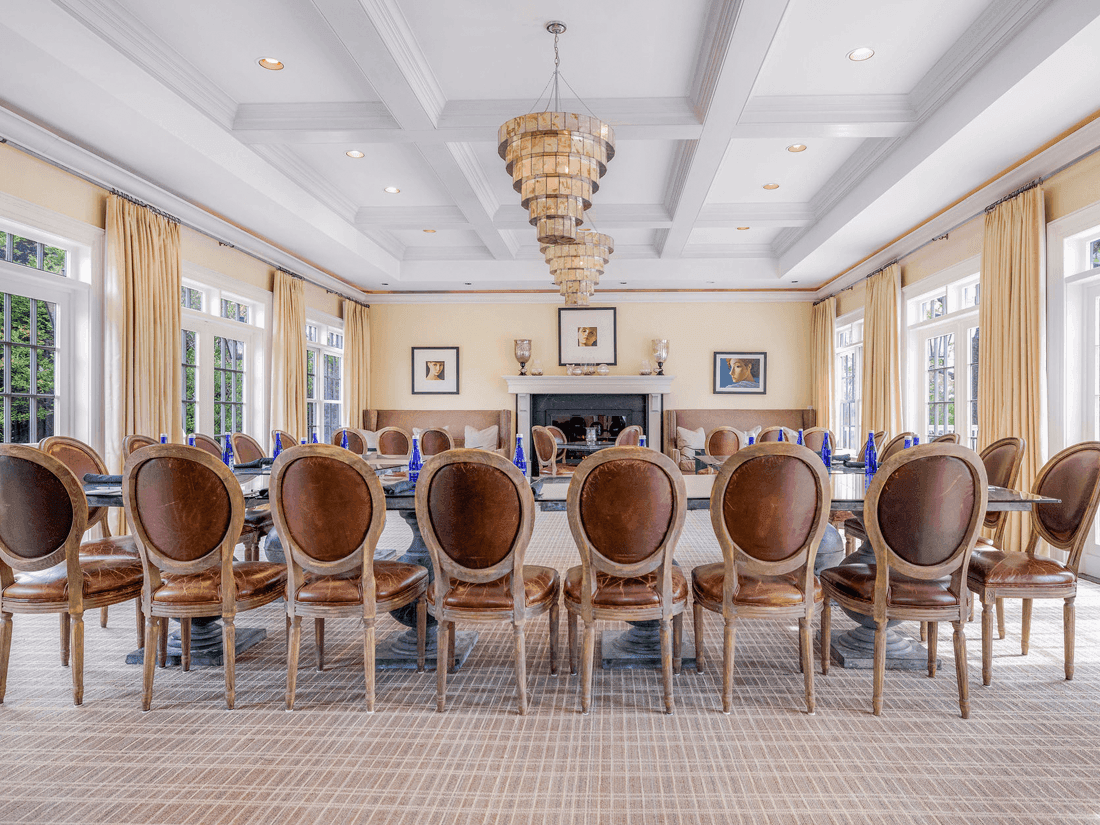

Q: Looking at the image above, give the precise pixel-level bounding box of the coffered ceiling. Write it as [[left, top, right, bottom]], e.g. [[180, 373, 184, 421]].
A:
[[1, 0, 1099, 297]]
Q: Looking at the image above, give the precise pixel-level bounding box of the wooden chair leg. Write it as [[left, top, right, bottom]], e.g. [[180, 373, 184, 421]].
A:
[[141, 614, 157, 712], [135, 600, 144, 649], [820, 600, 831, 675], [181, 618, 192, 672], [0, 611, 11, 704], [926, 621, 938, 678], [659, 617, 674, 715], [996, 596, 1006, 639], [285, 613, 291, 653], [1021, 598, 1032, 655], [919, 621, 927, 642], [70, 612, 85, 706], [223, 617, 236, 710], [363, 616, 376, 712], [513, 622, 528, 716], [693, 602, 706, 674], [952, 620, 970, 719], [60, 612, 70, 667], [580, 620, 595, 714], [981, 594, 994, 686], [1064, 596, 1075, 681], [722, 618, 735, 714], [100, 606, 109, 628], [448, 622, 457, 673], [567, 611, 578, 675], [800, 616, 814, 714], [672, 613, 683, 676], [286, 615, 302, 709], [436, 620, 450, 712], [872, 620, 886, 716], [315, 617, 325, 672], [798, 620, 805, 674], [416, 595, 427, 673], [548, 600, 559, 675], [157, 617, 168, 668]]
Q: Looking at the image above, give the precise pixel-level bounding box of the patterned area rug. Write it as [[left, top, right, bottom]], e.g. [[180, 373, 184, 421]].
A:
[[1, 511, 1099, 824]]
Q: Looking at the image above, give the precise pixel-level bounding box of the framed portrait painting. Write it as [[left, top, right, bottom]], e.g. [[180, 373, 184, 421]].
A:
[[713, 351, 767, 394], [558, 306, 617, 366], [411, 346, 459, 395]]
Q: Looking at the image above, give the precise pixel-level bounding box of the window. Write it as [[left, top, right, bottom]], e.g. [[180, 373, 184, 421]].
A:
[[181, 285, 202, 311], [181, 329, 197, 434], [306, 315, 343, 443], [0, 230, 67, 277], [214, 335, 245, 435], [906, 266, 980, 448], [834, 318, 863, 451], [0, 291, 57, 443]]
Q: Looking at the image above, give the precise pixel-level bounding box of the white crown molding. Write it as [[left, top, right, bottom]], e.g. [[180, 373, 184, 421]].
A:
[[447, 142, 499, 220], [697, 203, 814, 227], [735, 95, 914, 139], [0, 189, 104, 249], [505, 375, 674, 395], [367, 290, 811, 305], [492, 203, 673, 231], [359, 227, 406, 261], [52, 0, 237, 128], [249, 144, 358, 224], [356, 0, 446, 125], [233, 102, 397, 136], [662, 140, 697, 229]]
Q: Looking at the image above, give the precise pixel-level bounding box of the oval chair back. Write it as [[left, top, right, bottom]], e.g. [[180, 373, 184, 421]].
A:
[[332, 427, 367, 453], [122, 434, 157, 456], [614, 425, 643, 446], [231, 432, 265, 464], [802, 427, 836, 454], [40, 436, 112, 536], [192, 433, 223, 458], [377, 427, 412, 458], [1028, 441, 1100, 571], [271, 429, 298, 451], [879, 432, 918, 463], [933, 433, 961, 444], [978, 436, 1025, 540], [546, 425, 568, 462], [758, 426, 795, 443], [531, 425, 561, 474], [419, 428, 454, 457], [705, 427, 740, 458]]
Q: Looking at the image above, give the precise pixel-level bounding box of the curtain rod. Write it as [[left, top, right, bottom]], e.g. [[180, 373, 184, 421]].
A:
[[813, 139, 1100, 308], [0, 136, 369, 308]]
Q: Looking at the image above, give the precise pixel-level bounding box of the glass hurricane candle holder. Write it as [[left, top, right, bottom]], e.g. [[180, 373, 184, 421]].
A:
[[652, 339, 669, 376], [514, 339, 532, 375]]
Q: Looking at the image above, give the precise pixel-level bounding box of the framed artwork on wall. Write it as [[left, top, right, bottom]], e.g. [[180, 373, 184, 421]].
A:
[[713, 351, 767, 394], [558, 306, 617, 365], [411, 346, 459, 395]]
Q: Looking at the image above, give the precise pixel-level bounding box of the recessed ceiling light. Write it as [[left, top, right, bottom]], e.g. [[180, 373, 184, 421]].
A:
[[345, 150, 364, 158], [762, 183, 779, 190], [787, 144, 807, 153], [381, 283, 389, 286], [423, 229, 436, 233], [384, 186, 400, 194], [847, 47, 874, 62], [737, 226, 750, 230], [620, 281, 627, 285], [464, 282, 472, 286], [258, 57, 284, 71], [791, 280, 799, 284], [706, 280, 715, 284]]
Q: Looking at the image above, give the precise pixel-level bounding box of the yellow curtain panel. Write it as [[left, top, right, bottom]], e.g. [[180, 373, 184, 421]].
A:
[[860, 263, 902, 439], [270, 271, 307, 444], [811, 296, 836, 432], [978, 185, 1046, 553], [343, 300, 371, 428]]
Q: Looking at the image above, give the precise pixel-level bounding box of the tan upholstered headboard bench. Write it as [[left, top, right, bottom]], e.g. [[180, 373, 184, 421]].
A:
[[363, 409, 512, 456], [664, 408, 818, 471]]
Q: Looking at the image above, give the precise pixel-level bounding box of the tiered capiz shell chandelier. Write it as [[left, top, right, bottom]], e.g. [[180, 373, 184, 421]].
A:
[[498, 21, 615, 305]]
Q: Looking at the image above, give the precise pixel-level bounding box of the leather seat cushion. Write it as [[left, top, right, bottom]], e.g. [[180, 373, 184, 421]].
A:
[[691, 562, 822, 607], [152, 562, 287, 606], [296, 561, 428, 604], [244, 504, 274, 532], [820, 563, 960, 607], [427, 565, 559, 610], [967, 549, 1076, 588], [843, 517, 868, 541], [563, 565, 688, 608], [4, 557, 143, 603], [79, 535, 138, 558]]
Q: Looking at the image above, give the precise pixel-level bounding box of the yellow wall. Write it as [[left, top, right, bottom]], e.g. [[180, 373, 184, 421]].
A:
[[369, 300, 813, 414]]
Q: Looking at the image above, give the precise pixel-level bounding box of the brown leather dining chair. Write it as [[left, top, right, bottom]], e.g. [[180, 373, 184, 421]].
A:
[[802, 427, 837, 454], [193, 434, 263, 569], [272, 444, 429, 710], [123, 433, 157, 456], [693, 442, 831, 714], [419, 428, 454, 457], [967, 441, 1100, 686], [547, 425, 569, 465], [416, 449, 560, 715], [192, 433, 223, 458], [0, 445, 144, 705], [820, 443, 987, 717], [879, 432, 918, 463], [705, 427, 741, 459], [231, 432, 265, 464], [564, 447, 687, 714], [614, 425, 644, 446], [975, 436, 1026, 640], [40, 435, 144, 647], [378, 427, 412, 458], [332, 427, 368, 453], [533, 425, 573, 476], [842, 431, 918, 555], [271, 429, 299, 451], [123, 444, 287, 710], [230, 433, 275, 563], [933, 433, 961, 444]]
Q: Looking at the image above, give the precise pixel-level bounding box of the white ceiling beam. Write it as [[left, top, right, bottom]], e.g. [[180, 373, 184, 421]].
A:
[[733, 95, 915, 139], [696, 203, 814, 228], [660, 0, 793, 260], [309, 0, 516, 261]]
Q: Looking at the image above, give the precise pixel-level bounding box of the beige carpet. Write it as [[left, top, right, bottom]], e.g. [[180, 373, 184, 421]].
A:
[[1, 511, 1099, 824]]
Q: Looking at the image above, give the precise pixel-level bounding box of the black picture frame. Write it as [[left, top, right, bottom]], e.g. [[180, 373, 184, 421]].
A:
[[558, 306, 617, 366], [713, 351, 767, 394], [411, 346, 460, 395]]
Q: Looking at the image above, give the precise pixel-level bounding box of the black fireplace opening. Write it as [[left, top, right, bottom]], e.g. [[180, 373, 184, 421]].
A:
[[530, 393, 648, 464]]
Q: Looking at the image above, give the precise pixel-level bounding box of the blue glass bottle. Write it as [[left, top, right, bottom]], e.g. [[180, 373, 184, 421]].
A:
[[159, 433, 168, 444], [300, 438, 307, 445], [798, 429, 805, 446], [639, 434, 647, 448], [747, 436, 755, 446], [312, 432, 319, 444], [865, 431, 878, 475], [273, 432, 283, 459], [820, 431, 831, 467], [777, 429, 784, 442], [408, 435, 423, 485], [913, 435, 920, 446], [341, 429, 349, 450], [187, 433, 195, 447], [904, 435, 913, 450], [222, 433, 234, 468], [513, 433, 527, 474]]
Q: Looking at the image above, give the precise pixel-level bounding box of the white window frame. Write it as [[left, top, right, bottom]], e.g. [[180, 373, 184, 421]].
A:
[[180, 263, 270, 443], [834, 312, 864, 452], [904, 257, 981, 448], [305, 308, 344, 444], [0, 194, 102, 451]]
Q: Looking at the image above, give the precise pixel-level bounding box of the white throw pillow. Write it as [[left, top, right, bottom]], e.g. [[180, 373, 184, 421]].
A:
[[464, 424, 499, 451], [676, 426, 706, 461], [412, 425, 450, 441], [362, 429, 380, 451], [730, 425, 762, 446]]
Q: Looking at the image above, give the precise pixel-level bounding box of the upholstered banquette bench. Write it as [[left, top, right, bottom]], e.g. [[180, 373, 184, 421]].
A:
[[663, 408, 817, 473], [363, 409, 512, 457]]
